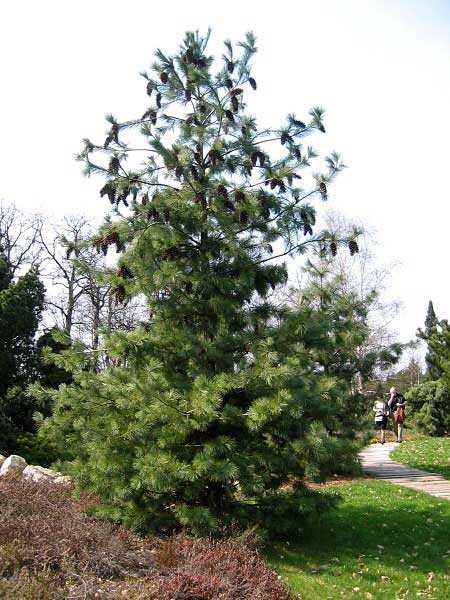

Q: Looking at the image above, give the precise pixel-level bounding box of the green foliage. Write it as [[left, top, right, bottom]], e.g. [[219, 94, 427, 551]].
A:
[[0, 251, 45, 454], [41, 31, 361, 535], [13, 431, 61, 467], [406, 380, 450, 436], [410, 314, 450, 435]]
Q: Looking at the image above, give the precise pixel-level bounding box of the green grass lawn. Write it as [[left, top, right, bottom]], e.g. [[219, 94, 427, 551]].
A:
[[267, 480, 450, 600], [391, 438, 450, 480]]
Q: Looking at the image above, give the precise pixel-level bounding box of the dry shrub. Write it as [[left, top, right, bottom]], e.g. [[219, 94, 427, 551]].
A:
[[150, 534, 294, 600], [0, 474, 155, 580], [0, 476, 297, 600]]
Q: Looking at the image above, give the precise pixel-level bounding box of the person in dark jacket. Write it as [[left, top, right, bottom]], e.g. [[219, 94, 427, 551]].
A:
[[388, 387, 407, 443]]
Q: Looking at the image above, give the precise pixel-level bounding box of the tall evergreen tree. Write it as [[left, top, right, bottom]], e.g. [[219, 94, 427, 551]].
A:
[[0, 251, 45, 454], [408, 316, 450, 435], [37, 31, 359, 535], [423, 300, 439, 378]]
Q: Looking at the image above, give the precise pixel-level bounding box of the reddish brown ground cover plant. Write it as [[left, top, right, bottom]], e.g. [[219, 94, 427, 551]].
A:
[[0, 476, 296, 600]]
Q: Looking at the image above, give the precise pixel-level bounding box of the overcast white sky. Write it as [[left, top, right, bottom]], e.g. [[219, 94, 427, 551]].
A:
[[1, 0, 449, 345]]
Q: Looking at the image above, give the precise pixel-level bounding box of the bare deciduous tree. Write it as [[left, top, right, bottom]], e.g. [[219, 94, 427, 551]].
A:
[[0, 202, 42, 276]]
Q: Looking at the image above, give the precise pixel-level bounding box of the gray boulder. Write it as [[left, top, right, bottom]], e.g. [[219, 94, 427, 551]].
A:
[[23, 465, 55, 483], [0, 455, 27, 476]]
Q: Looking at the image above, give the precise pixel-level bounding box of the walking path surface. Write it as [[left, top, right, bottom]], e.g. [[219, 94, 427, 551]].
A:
[[359, 442, 450, 500]]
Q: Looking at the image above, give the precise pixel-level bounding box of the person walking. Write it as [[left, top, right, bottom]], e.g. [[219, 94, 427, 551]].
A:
[[388, 386, 407, 443], [373, 393, 389, 444]]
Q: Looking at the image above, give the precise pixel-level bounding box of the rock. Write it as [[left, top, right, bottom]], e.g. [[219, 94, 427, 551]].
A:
[[30, 465, 61, 478], [0, 455, 5, 467], [0, 455, 27, 476], [54, 476, 72, 485], [23, 465, 55, 483]]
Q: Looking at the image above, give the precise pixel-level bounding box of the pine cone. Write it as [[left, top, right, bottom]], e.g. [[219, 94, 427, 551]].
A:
[[224, 199, 235, 211], [318, 124, 326, 133], [231, 96, 239, 113], [249, 77, 257, 90], [251, 152, 258, 166], [146, 81, 154, 96], [114, 285, 126, 305], [147, 207, 160, 222], [281, 132, 288, 145], [150, 111, 157, 125], [106, 231, 119, 245], [239, 211, 248, 225], [117, 265, 134, 279], [160, 72, 168, 84], [235, 190, 245, 202], [330, 241, 337, 256], [218, 184, 228, 199], [208, 149, 221, 167], [156, 93, 162, 108], [279, 181, 286, 193], [270, 178, 278, 190], [319, 182, 327, 195], [258, 152, 266, 167], [175, 165, 183, 178], [100, 183, 116, 204], [118, 191, 129, 207], [293, 119, 306, 128], [190, 166, 199, 180], [141, 193, 149, 205], [227, 61, 234, 73], [185, 88, 192, 101], [225, 78, 233, 89], [349, 240, 359, 255], [183, 48, 194, 64], [225, 110, 234, 122], [111, 123, 119, 143], [231, 88, 243, 97], [109, 157, 120, 174]]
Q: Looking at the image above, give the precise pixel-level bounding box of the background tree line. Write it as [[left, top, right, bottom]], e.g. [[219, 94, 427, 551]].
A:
[[0, 203, 146, 461]]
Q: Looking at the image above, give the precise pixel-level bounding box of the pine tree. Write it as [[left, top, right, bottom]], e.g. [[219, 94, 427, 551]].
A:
[[37, 31, 358, 535]]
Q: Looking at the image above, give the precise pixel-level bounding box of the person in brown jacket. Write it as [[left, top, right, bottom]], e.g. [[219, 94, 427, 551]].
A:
[[388, 387, 407, 443]]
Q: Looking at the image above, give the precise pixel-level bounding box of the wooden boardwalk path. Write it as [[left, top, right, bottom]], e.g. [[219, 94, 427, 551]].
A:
[[359, 442, 450, 500]]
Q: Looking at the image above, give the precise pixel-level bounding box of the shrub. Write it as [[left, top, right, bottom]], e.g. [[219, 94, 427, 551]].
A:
[[0, 476, 297, 599], [406, 380, 450, 436]]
